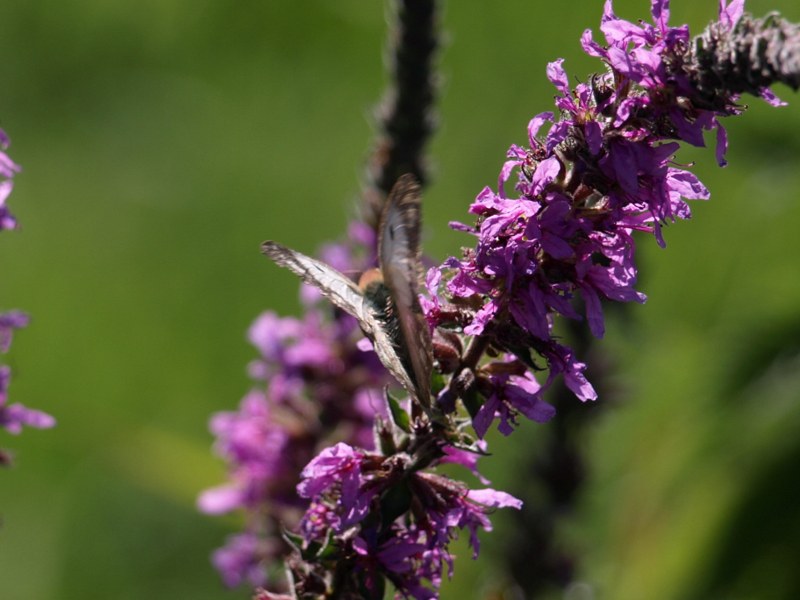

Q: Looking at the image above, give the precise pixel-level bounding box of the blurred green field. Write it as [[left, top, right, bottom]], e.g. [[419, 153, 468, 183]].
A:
[[1, 1, 799, 599]]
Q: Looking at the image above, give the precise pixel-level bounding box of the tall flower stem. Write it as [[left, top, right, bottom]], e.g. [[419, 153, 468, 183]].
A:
[[362, 0, 440, 230]]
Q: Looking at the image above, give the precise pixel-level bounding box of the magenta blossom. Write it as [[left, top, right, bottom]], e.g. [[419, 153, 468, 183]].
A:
[[0, 128, 20, 232], [424, 0, 776, 440]]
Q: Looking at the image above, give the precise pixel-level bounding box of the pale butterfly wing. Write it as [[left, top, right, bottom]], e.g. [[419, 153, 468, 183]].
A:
[[378, 174, 433, 408], [261, 240, 418, 397]]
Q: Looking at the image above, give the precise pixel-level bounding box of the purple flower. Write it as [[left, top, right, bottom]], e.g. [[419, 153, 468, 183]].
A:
[[0, 366, 55, 434], [202, 1, 794, 596], [198, 389, 293, 515], [287, 441, 519, 597], [473, 368, 555, 439], [0, 311, 29, 352], [0, 136, 55, 452], [202, 231, 393, 588], [352, 527, 441, 600], [424, 0, 764, 429], [297, 442, 376, 533], [0, 180, 17, 231], [0, 129, 20, 232], [211, 533, 269, 589], [411, 472, 522, 560], [0, 314, 55, 437]]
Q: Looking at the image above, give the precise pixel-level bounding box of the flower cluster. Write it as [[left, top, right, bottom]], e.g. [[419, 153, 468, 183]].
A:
[[289, 442, 519, 599], [425, 0, 778, 438], [204, 221, 524, 598], [199, 225, 394, 589], [1, 131, 54, 466]]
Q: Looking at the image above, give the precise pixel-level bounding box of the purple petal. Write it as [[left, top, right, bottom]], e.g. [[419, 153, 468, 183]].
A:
[[585, 121, 603, 155], [668, 169, 710, 200], [580, 284, 605, 338], [467, 488, 523, 510], [546, 59, 570, 95], [198, 485, 245, 515], [527, 112, 554, 145], [719, 0, 745, 30], [464, 302, 497, 336], [528, 156, 561, 197], [498, 159, 522, 195], [759, 87, 787, 107], [1, 404, 56, 434], [715, 120, 729, 167], [651, 0, 670, 33], [580, 28, 607, 59], [471, 397, 498, 439]]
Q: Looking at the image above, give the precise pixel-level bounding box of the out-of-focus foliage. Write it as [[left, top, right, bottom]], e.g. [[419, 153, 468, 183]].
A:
[[0, 1, 798, 599]]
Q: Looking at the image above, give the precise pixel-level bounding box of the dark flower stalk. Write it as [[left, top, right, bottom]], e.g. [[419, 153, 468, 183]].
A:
[[690, 9, 800, 108], [0, 130, 55, 467], [501, 314, 611, 596], [361, 0, 439, 230]]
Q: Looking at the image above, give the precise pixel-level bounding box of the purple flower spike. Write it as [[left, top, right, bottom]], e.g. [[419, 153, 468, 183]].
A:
[[425, 0, 788, 429]]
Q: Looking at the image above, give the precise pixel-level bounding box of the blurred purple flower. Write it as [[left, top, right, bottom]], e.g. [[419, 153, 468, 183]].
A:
[[0, 318, 55, 436], [0, 366, 54, 434], [0, 129, 20, 232], [211, 533, 270, 589], [201, 235, 392, 589], [0, 311, 30, 352]]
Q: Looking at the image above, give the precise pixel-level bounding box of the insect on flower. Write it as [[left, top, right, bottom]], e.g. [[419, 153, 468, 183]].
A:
[[262, 174, 433, 412]]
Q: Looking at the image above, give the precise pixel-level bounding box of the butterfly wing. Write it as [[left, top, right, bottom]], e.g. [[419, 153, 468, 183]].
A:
[[378, 175, 434, 409], [261, 240, 418, 397], [262, 241, 369, 328]]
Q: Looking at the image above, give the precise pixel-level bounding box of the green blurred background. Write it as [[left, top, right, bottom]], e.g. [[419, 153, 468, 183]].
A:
[[1, 1, 799, 598]]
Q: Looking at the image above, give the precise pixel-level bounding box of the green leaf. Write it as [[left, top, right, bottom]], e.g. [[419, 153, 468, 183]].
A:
[[386, 390, 411, 433], [431, 371, 447, 396]]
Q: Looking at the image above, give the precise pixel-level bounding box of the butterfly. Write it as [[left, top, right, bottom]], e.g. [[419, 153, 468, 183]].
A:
[[262, 174, 433, 410]]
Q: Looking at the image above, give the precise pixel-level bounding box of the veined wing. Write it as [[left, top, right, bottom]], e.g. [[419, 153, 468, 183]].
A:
[[378, 175, 433, 409]]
